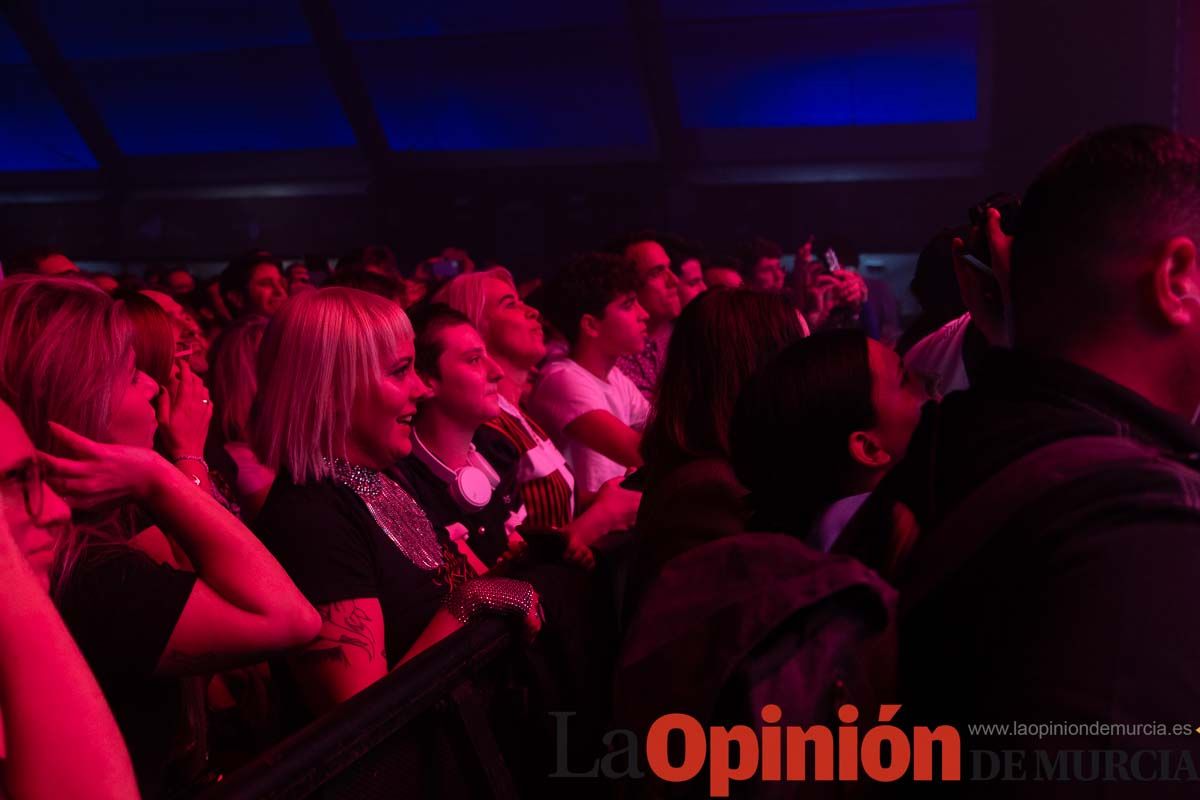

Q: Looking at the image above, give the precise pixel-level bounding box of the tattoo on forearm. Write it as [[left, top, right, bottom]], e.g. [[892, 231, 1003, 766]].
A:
[[311, 600, 378, 663]]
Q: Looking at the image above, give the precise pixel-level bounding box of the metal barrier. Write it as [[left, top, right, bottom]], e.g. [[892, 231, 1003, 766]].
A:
[[196, 618, 518, 800]]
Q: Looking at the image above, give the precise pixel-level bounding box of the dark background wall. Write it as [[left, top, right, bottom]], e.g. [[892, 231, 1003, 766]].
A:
[[0, 0, 1189, 283]]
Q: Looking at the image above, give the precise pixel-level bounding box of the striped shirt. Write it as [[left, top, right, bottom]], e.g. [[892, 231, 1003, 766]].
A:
[[483, 398, 575, 530]]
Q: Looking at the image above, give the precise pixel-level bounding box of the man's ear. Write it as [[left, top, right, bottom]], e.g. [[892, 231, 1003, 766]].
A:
[[224, 289, 244, 312], [579, 312, 601, 341], [1152, 236, 1199, 327], [848, 429, 892, 470]]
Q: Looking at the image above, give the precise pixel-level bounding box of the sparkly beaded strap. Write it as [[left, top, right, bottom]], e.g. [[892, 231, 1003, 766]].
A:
[[326, 458, 444, 572]]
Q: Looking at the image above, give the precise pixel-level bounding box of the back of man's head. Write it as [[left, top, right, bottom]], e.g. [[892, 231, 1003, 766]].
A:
[[1012, 125, 1200, 354]]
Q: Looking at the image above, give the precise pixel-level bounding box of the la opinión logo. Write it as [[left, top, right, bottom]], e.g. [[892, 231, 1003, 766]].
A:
[[551, 703, 961, 796]]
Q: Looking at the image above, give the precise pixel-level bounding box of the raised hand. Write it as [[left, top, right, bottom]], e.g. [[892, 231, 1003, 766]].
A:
[[831, 270, 869, 308], [39, 422, 168, 509], [952, 207, 1013, 346], [157, 362, 212, 460]]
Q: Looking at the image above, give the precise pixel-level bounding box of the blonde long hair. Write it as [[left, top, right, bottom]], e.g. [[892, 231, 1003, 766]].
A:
[[0, 275, 133, 453], [0, 276, 137, 585], [252, 287, 414, 484]]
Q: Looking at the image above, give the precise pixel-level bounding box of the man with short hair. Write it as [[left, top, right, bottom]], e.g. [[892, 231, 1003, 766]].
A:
[[850, 125, 1200, 771], [218, 250, 288, 318], [615, 234, 681, 400], [528, 253, 651, 503], [162, 267, 196, 300], [740, 236, 785, 292]]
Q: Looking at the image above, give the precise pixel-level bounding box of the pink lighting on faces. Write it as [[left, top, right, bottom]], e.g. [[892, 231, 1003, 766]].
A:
[[865, 339, 926, 465], [590, 292, 650, 357], [626, 241, 681, 323], [246, 263, 288, 317], [749, 257, 786, 292], [425, 324, 504, 427], [481, 277, 546, 368], [142, 289, 210, 374], [346, 338, 429, 470], [677, 259, 706, 308], [0, 404, 71, 590], [107, 353, 160, 451]]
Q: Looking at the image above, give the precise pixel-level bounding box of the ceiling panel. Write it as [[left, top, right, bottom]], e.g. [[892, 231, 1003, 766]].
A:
[[336, 0, 627, 40], [354, 29, 653, 151]]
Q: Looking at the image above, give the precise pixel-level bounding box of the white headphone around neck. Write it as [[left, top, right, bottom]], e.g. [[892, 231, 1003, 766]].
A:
[[410, 431, 501, 512]]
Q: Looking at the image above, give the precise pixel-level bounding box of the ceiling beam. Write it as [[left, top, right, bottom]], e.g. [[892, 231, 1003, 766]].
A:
[[2, 0, 124, 176], [300, 0, 392, 178], [626, 0, 686, 173]]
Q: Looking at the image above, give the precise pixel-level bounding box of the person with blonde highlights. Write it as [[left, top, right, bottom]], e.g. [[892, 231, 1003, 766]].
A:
[[435, 271, 639, 563], [0, 275, 320, 798], [251, 288, 542, 721]]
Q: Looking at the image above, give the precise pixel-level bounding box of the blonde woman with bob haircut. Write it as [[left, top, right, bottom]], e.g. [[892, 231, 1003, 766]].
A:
[[251, 287, 543, 720], [0, 275, 321, 798], [434, 271, 639, 564]]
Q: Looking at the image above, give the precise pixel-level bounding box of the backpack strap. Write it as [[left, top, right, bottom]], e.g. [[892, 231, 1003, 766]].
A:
[[899, 435, 1170, 617]]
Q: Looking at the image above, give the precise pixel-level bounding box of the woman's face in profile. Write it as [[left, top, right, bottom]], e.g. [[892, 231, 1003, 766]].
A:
[[866, 339, 927, 463], [347, 339, 427, 469], [482, 278, 545, 369], [107, 352, 160, 450]]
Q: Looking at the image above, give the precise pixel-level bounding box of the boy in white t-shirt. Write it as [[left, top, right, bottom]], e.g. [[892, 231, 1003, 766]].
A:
[[528, 253, 651, 502]]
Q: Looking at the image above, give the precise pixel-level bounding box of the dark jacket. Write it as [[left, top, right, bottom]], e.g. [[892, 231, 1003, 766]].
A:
[[614, 532, 896, 798], [625, 456, 749, 620], [846, 349, 1200, 786]]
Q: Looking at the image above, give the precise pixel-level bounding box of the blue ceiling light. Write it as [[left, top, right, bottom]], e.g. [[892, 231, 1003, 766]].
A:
[[0, 14, 96, 170], [337, 0, 649, 152], [668, 3, 978, 129]]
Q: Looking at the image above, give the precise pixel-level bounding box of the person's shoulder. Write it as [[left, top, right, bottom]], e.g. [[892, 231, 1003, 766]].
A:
[[606, 364, 641, 394], [531, 359, 606, 407], [905, 313, 971, 361], [255, 474, 365, 542], [608, 365, 650, 410], [535, 357, 587, 386]]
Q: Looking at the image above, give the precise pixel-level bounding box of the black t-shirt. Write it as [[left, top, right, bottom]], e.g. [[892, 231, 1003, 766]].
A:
[[253, 472, 452, 672], [392, 454, 520, 568], [54, 544, 197, 799]]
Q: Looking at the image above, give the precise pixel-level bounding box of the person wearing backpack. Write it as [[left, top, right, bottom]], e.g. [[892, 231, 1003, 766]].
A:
[[842, 125, 1200, 793]]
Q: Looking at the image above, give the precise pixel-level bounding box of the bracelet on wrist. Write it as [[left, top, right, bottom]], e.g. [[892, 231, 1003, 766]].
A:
[[172, 455, 210, 486]]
